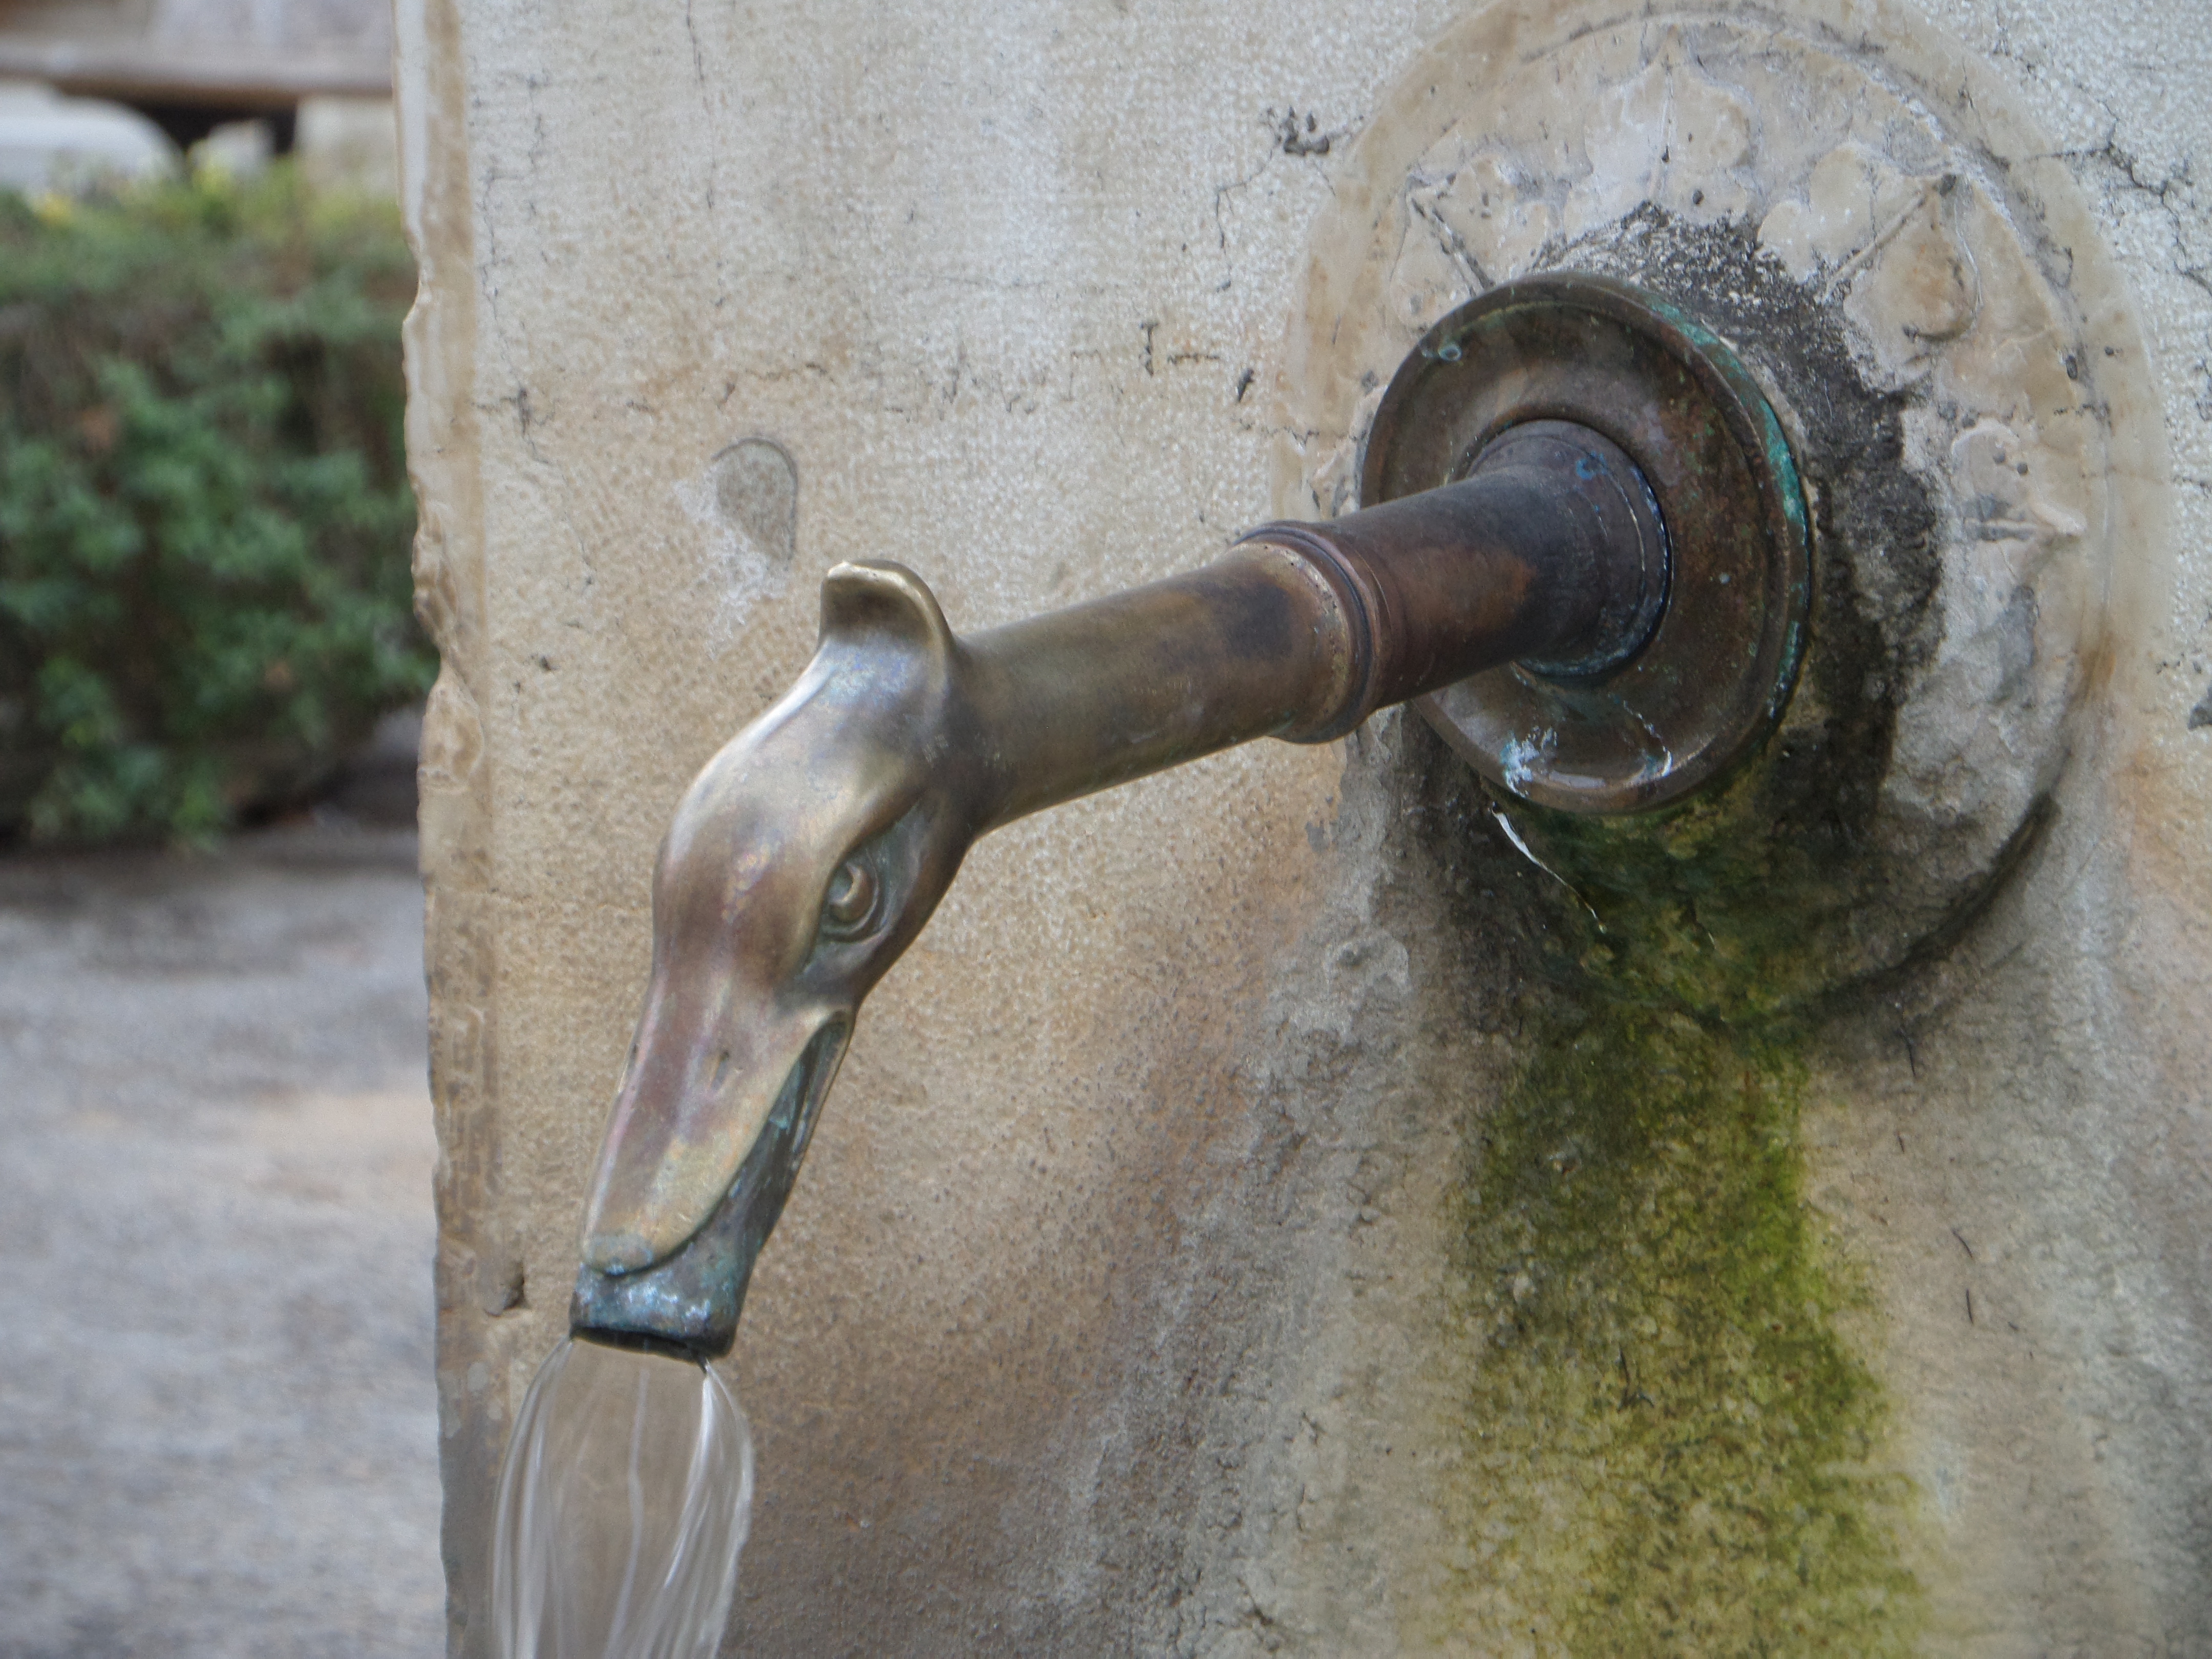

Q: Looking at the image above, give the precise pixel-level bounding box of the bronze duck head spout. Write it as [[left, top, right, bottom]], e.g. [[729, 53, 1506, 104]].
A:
[[572, 563, 984, 1355]]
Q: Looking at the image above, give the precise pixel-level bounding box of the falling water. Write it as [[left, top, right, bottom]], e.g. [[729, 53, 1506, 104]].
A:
[[492, 1337, 754, 1659]]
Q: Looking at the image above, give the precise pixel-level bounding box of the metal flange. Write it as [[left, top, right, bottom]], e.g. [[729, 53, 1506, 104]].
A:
[[1362, 273, 1811, 814]]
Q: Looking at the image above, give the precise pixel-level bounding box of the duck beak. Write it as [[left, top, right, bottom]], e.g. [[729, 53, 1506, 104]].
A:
[[571, 1015, 850, 1359]]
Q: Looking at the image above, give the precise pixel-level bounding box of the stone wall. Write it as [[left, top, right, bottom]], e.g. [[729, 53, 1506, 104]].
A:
[[398, 0, 2212, 1651]]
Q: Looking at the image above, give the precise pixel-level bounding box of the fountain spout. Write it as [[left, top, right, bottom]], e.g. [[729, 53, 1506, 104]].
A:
[[569, 274, 1807, 1359]]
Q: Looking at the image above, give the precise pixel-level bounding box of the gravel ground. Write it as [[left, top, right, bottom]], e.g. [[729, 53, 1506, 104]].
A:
[[0, 827, 443, 1658]]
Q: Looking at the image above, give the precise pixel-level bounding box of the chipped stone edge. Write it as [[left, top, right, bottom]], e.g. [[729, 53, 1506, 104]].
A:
[[394, 1, 505, 1653]]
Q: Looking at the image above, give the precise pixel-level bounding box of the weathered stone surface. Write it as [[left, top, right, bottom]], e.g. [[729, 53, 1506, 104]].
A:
[[398, 0, 2212, 1650]]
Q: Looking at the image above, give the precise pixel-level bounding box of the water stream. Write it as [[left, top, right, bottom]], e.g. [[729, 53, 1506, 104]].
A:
[[492, 1337, 754, 1659]]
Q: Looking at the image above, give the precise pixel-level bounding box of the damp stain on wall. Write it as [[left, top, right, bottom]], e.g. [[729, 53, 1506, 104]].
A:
[[1436, 992, 1920, 1652], [1396, 722, 1933, 1652]]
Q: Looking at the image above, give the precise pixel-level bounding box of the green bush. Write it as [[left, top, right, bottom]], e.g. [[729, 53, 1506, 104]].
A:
[[0, 165, 429, 845]]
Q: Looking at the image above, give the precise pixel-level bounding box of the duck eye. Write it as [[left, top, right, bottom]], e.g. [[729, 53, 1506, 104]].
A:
[[820, 859, 880, 940]]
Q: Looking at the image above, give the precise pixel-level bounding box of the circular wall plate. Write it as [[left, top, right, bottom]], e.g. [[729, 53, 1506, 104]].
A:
[[1272, 0, 2147, 998], [1361, 273, 1810, 815]]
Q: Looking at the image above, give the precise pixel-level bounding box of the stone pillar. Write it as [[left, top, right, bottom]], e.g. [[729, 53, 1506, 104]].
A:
[[398, 0, 2212, 1651]]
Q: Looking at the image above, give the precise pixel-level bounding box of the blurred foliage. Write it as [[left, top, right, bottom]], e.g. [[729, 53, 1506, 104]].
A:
[[0, 164, 427, 845]]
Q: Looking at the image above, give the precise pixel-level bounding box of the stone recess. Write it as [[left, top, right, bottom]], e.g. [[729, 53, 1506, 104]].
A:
[[398, 0, 2212, 1653]]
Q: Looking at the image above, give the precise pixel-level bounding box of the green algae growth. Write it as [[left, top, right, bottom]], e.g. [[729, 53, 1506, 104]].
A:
[[1428, 770, 1923, 1654]]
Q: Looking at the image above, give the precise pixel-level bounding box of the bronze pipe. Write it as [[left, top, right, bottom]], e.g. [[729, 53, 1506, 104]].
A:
[[967, 417, 1667, 831], [569, 416, 1667, 1358], [958, 545, 1359, 830]]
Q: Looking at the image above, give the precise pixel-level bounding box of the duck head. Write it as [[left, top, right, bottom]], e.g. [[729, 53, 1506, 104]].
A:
[[570, 561, 982, 1358]]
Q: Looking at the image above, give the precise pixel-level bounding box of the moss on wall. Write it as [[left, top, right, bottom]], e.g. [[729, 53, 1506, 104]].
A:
[[1425, 759, 1923, 1653], [1445, 1001, 1917, 1652]]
